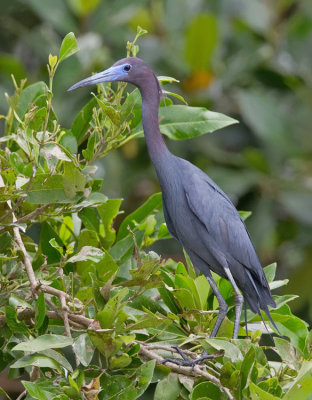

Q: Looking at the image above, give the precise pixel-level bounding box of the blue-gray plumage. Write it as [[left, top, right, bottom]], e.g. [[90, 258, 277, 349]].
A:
[[68, 57, 277, 339]]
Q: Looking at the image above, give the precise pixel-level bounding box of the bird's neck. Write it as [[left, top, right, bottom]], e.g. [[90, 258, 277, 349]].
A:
[[140, 83, 171, 169]]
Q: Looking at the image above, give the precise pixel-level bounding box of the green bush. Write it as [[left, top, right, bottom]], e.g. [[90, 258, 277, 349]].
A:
[[0, 31, 311, 400]]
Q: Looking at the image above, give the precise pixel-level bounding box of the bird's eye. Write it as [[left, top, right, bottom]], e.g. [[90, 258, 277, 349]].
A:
[[123, 64, 131, 72]]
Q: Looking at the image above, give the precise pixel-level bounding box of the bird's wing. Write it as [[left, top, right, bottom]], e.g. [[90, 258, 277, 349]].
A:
[[162, 196, 179, 240], [181, 160, 267, 285]]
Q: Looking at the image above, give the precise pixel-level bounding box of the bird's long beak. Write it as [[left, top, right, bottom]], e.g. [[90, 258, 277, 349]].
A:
[[67, 65, 122, 91]]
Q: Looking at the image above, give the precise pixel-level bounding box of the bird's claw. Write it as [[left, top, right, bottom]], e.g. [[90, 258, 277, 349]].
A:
[[160, 346, 213, 369]]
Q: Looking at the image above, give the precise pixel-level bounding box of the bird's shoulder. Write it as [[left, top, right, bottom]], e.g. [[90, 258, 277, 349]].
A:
[[175, 157, 234, 210]]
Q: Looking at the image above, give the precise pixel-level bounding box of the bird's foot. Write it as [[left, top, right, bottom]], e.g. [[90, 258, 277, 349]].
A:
[[160, 346, 213, 369]]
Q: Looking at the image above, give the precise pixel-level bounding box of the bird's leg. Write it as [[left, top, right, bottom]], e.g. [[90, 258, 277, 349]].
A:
[[203, 270, 228, 337], [161, 268, 228, 368], [244, 298, 249, 337], [223, 264, 243, 339], [184, 249, 229, 337]]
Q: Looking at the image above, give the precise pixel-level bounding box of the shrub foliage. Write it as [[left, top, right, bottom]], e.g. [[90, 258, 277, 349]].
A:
[[0, 31, 311, 400]]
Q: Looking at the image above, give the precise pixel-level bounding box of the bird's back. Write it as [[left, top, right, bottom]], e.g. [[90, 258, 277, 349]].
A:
[[160, 155, 275, 316]]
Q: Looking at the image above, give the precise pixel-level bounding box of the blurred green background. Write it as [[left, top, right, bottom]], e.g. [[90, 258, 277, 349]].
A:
[[1, 0, 312, 324]]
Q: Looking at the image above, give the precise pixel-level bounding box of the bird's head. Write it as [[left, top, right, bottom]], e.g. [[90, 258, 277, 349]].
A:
[[68, 57, 160, 95]]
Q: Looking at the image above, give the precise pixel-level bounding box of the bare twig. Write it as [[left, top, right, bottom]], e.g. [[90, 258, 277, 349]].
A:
[[40, 284, 72, 302], [0, 204, 50, 234], [138, 343, 234, 400], [13, 227, 37, 290], [141, 343, 221, 377], [16, 390, 27, 400], [58, 268, 71, 338], [0, 307, 88, 330]]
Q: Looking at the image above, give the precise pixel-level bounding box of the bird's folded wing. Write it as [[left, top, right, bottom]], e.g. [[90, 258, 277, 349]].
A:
[[182, 166, 267, 286]]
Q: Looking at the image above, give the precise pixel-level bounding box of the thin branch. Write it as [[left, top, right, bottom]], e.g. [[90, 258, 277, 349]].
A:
[[40, 284, 74, 303], [0, 307, 87, 329], [68, 313, 93, 328], [0, 204, 50, 234], [138, 343, 234, 400], [13, 226, 37, 290], [141, 343, 221, 377], [59, 268, 71, 338], [16, 390, 27, 400]]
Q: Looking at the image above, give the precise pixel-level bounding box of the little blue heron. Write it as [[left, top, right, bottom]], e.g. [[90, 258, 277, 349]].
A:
[[68, 57, 277, 340]]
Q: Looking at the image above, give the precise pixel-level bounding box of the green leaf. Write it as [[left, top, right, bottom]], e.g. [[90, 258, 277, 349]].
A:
[[131, 106, 237, 141], [274, 337, 300, 368], [239, 347, 256, 393], [271, 306, 308, 352], [203, 338, 243, 363], [190, 381, 222, 400], [185, 14, 218, 70], [22, 381, 51, 400], [12, 334, 73, 352], [0, 386, 12, 400], [110, 353, 132, 369], [59, 32, 79, 63], [59, 215, 74, 244], [158, 287, 181, 315], [60, 131, 78, 153], [67, 246, 105, 263], [110, 235, 134, 265], [137, 25, 148, 36], [94, 96, 121, 125], [159, 106, 237, 140], [263, 263, 277, 283], [40, 144, 71, 163], [49, 238, 63, 254], [162, 106, 237, 140], [118, 192, 162, 240], [71, 98, 97, 145], [158, 76, 180, 84], [78, 207, 99, 232], [26, 173, 75, 204], [39, 221, 63, 264], [249, 382, 280, 400], [63, 162, 86, 199], [5, 306, 29, 334], [162, 90, 187, 105], [82, 130, 96, 161], [94, 250, 119, 283], [35, 292, 46, 330], [99, 360, 155, 400], [96, 288, 129, 329], [10, 354, 61, 371], [239, 211, 252, 221], [72, 333, 94, 367], [154, 373, 181, 400], [9, 294, 32, 309], [194, 275, 210, 309], [43, 349, 73, 372], [16, 81, 47, 123], [97, 199, 122, 248], [283, 361, 312, 400]]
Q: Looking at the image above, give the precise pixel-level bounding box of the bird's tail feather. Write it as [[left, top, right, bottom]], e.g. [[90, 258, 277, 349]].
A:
[[243, 269, 280, 335], [262, 303, 280, 334]]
